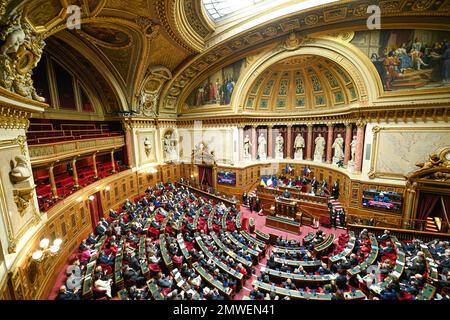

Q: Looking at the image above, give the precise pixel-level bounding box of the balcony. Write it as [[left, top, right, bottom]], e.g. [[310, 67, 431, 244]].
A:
[[29, 136, 125, 166]]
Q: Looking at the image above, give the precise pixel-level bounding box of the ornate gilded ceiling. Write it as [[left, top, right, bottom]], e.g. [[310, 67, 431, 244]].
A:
[[0, 0, 449, 118], [243, 56, 359, 112]]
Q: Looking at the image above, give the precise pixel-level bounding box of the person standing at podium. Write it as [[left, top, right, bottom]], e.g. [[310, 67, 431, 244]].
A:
[[332, 181, 340, 199], [282, 189, 291, 199]]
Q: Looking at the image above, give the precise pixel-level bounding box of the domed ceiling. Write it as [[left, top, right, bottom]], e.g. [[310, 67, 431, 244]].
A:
[[244, 55, 359, 113]]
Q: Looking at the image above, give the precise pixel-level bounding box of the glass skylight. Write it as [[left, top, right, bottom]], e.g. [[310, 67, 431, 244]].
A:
[[203, 0, 266, 21]]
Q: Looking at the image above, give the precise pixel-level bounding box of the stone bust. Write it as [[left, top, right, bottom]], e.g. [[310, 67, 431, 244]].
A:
[[10, 155, 31, 183]]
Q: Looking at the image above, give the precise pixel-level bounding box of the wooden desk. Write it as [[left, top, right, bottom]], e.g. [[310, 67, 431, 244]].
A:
[[211, 232, 252, 268], [272, 256, 322, 269], [192, 262, 233, 298], [195, 235, 244, 285], [329, 231, 356, 264], [177, 233, 191, 263], [255, 230, 269, 243], [253, 280, 366, 300], [261, 266, 335, 285], [275, 197, 297, 219], [266, 215, 300, 234], [159, 234, 173, 269], [348, 234, 379, 277], [314, 234, 335, 253]]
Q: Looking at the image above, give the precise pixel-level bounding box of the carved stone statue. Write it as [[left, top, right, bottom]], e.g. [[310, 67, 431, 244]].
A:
[[314, 133, 325, 162], [0, 14, 25, 56], [332, 134, 345, 164], [0, 11, 46, 102], [294, 133, 305, 160], [275, 132, 284, 160], [257, 133, 267, 160], [163, 132, 177, 162], [10, 155, 31, 183], [350, 136, 357, 163], [243, 134, 251, 160], [144, 137, 152, 158]]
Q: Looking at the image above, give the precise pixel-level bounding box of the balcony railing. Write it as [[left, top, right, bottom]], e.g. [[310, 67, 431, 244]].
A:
[[29, 136, 125, 165]]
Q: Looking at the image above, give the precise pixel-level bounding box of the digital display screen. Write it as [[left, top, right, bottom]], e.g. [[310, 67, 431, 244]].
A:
[[362, 189, 402, 212], [217, 171, 236, 185]]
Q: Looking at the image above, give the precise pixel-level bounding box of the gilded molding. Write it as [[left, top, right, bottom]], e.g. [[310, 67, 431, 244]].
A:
[[0, 106, 31, 129]]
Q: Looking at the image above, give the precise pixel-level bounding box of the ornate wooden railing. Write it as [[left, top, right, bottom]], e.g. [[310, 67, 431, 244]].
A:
[[29, 135, 125, 165]]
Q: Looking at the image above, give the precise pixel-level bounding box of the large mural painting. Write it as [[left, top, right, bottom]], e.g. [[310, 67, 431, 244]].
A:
[[351, 29, 450, 91], [186, 59, 245, 107]]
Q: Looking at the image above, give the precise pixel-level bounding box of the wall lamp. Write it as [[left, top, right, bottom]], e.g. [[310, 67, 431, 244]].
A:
[[32, 238, 63, 262]]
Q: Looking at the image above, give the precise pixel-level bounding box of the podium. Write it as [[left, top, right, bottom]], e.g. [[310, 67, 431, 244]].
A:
[[275, 197, 297, 220]]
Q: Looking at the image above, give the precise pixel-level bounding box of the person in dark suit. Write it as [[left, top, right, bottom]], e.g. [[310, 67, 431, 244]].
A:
[[330, 209, 337, 228], [123, 265, 146, 287], [311, 177, 318, 189], [250, 285, 264, 300], [282, 189, 291, 199], [332, 181, 340, 199], [254, 197, 261, 213], [55, 285, 80, 300], [338, 209, 346, 227], [248, 196, 254, 212], [242, 192, 248, 206]]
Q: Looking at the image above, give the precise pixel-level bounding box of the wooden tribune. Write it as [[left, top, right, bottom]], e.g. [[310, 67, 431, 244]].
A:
[[265, 215, 300, 234]]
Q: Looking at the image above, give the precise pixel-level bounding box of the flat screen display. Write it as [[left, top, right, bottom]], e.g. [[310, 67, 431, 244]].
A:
[[217, 171, 236, 185], [362, 189, 402, 212]]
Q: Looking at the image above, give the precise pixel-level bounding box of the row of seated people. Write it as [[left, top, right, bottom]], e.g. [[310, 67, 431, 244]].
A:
[[249, 226, 450, 300], [56, 182, 264, 300]]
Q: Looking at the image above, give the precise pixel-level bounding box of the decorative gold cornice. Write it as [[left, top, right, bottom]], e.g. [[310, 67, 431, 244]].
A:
[[0, 106, 31, 130]]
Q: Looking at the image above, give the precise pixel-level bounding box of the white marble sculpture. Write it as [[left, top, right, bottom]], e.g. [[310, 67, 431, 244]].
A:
[[275, 133, 284, 160], [10, 155, 31, 183], [350, 136, 357, 163], [314, 133, 325, 162], [258, 133, 267, 161], [163, 133, 178, 162], [294, 133, 305, 160], [332, 134, 345, 165], [144, 137, 152, 158], [243, 134, 252, 160]]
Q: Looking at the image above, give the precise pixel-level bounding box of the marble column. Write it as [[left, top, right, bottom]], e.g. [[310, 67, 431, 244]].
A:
[[49, 163, 58, 199], [267, 125, 274, 159], [306, 124, 313, 161], [402, 184, 416, 229], [251, 125, 257, 161], [286, 125, 293, 159], [124, 127, 134, 168], [72, 158, 79, 188], [92, 153, 98, 179], [344, 123, 353, 165], [354, 120, 366, 173], [111, 150, 116, 173], [238, 125, 244, 162], [326, 124, 334, 164]]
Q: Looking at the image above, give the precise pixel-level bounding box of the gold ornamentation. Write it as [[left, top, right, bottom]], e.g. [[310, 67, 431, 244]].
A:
[[13, 185, 35, 216], [0, 10, 46, 102], [283, 32, 314, 51], [0, 106, 31, 129]]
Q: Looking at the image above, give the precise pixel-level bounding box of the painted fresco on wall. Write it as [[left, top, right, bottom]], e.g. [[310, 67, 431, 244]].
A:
[[186, 59, 245, 107], [351, 29, 450, 91]]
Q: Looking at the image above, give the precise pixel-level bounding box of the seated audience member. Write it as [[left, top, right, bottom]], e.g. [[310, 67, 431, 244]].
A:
[[124, 265, 146, 287], [66, 259, 82, 277], [94, 275, 113, 298], [55, 285, 80, 300], [249, 285, 264, 300], [66, 269, 82, 292]]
